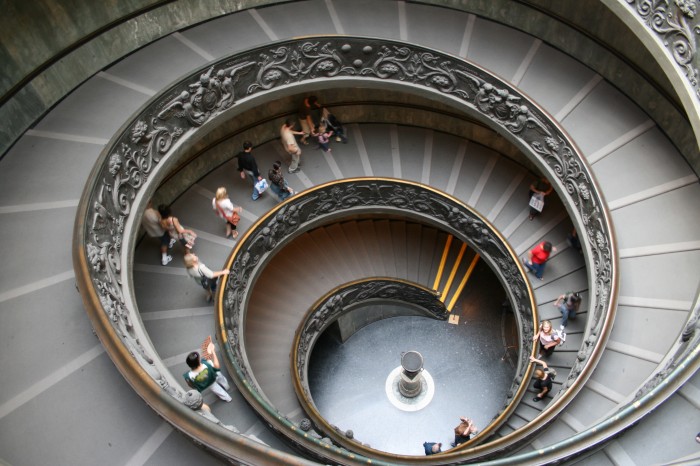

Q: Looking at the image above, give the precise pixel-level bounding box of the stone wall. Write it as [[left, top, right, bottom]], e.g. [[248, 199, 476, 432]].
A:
[[1, 0, 697, 172], [0, 0, 288, 156]]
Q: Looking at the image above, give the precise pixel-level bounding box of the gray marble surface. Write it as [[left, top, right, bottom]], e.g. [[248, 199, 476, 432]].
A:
[[309, 264, 516, 456]]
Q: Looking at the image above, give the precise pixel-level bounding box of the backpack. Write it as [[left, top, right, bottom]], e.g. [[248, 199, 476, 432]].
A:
[[565, 291, 581, 306], [321, 108, 341, 128], [183, 360, 218, 391], [554, 328, 566, 346]]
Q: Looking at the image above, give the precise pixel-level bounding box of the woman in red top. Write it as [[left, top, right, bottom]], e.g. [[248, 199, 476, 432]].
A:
[[523, 241, 556, 280]]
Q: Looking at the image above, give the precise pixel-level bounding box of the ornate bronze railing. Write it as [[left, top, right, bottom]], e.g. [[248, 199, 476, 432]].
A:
[[292, 278, 447, 449], [293, 278, 448, 393], [219, 179, 536, 461], [73, 36, 616, 463]]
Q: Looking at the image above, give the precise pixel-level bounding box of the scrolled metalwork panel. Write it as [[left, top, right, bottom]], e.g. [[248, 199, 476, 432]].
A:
[[625, 0, 700, 99], [222, 179, 534, 382], [76, 36, 616, 462], [291, 279, 446, 448], [293, 278, 447, 401], [222, 179, 535, 458]]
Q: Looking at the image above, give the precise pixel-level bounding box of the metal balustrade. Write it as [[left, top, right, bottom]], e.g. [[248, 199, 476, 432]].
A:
[[73, 36, 618, 463]]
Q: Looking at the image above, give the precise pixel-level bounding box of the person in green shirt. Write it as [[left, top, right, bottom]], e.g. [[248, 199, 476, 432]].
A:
[[183, 341, 231, 402]]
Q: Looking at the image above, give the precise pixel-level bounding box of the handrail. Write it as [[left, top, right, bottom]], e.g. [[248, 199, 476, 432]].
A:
[[7, 0, 693, 171], [288, 276, 526, 454], [73, 36, 615, 463], [481, 291, 700, 465], [218, 178, 537, 463]]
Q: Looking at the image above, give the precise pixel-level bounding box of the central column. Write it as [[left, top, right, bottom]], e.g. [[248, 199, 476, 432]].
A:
[[398, 351, 424, 398]]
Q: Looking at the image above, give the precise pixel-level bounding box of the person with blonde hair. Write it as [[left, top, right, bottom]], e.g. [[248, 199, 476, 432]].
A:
[[532, 320, 561, 357], [184, 252, 230, 303], [311, 124, 334, 153], [212, 187, 242, 239]]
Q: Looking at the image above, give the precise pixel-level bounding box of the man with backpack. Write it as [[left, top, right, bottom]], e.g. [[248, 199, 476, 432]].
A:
[[183, 341, 231, 402], [554, 291, 581, 329]]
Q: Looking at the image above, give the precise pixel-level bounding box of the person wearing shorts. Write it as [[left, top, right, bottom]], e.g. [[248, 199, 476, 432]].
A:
[[280, 119, 305, 173]]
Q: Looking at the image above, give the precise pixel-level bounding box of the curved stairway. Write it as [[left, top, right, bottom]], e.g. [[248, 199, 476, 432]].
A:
[[1, 1, 700, 465]]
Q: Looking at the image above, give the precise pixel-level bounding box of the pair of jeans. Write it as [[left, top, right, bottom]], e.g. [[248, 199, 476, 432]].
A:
[[270, 181, 292, 201], [244, 170, 262, 200], [526, 260, 546, 279], [559, 303, 576, 327]]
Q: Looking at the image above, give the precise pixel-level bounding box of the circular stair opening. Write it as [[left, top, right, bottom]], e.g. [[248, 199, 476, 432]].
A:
[[307, 261, 517, 455]]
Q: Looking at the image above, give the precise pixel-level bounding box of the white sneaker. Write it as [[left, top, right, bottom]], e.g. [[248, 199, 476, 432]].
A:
[[161, 255, 173, 266], [560, 324, 565, 330]]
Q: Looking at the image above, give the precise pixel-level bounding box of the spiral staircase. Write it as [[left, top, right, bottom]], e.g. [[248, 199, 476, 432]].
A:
[[1, 1, 700, 465]]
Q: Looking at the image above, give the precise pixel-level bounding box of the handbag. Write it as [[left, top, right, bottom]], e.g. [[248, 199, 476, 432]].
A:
[[198, 266, 214, 291], [229, 210, 241, 225], [216, 201, 241, 226], [529, 192, 545, 212], [254, 178, 269, 195], [554, 329, 566, 345]]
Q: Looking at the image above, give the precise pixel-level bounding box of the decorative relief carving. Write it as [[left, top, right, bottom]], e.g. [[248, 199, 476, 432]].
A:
[[223, 181, 535, 450], [635, 301, 700, 396], [635, 360, 676, 399], [626, 0, 700, 98], [294, 278, 447, 394], [78, 36, 615, 455], [184, 390, 239, 432], [290, 278, 450, 443], [681, 312, 698, 341]]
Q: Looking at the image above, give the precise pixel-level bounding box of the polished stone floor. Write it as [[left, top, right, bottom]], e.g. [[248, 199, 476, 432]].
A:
[[308, 264, 517, 456]]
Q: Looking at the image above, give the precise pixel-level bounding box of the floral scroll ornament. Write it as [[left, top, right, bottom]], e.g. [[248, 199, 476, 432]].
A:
[[627, 0, 700, 97], [158, 62, 255, 124], [249, 42, 355, 93], [77, 37, 617, 457], [294, 279, 447, 405], [223, 180, 536, 434], [362, 45, 471, 99]]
